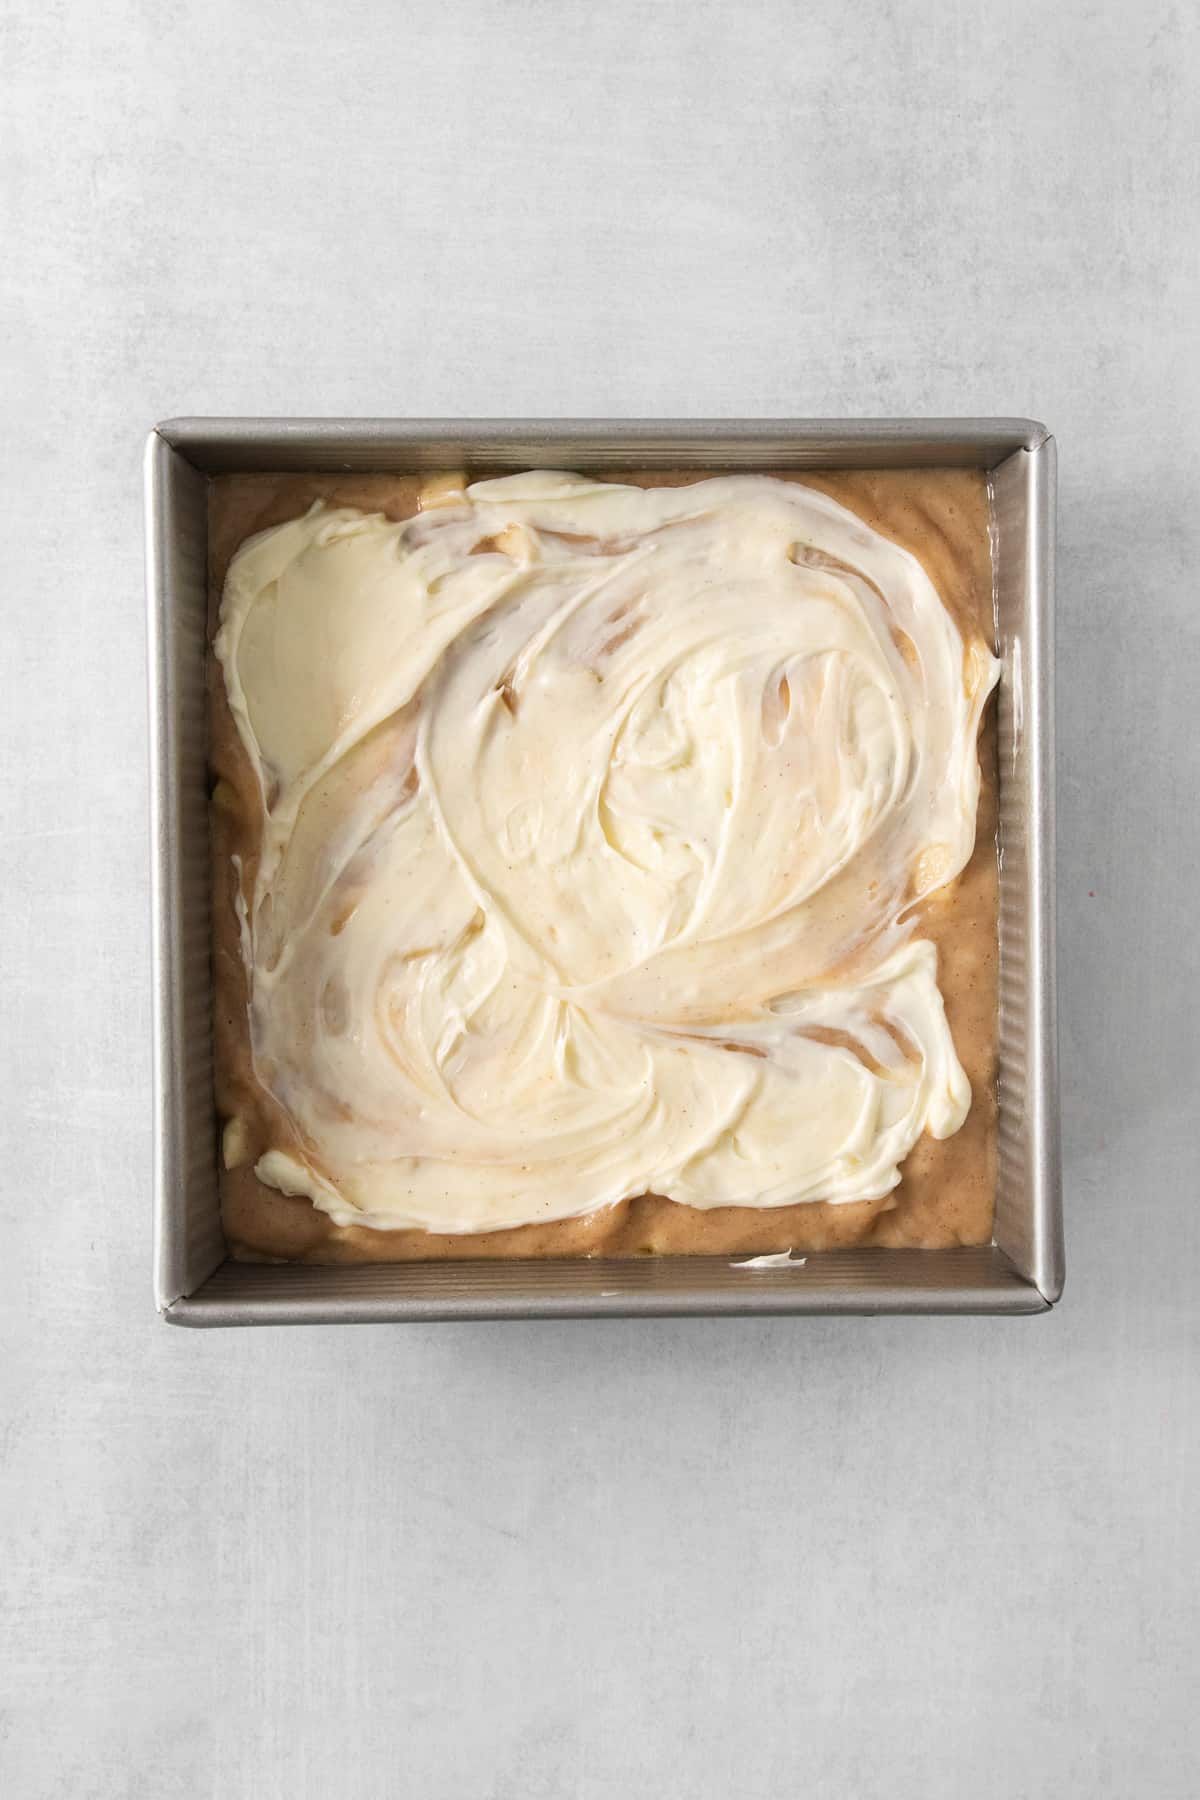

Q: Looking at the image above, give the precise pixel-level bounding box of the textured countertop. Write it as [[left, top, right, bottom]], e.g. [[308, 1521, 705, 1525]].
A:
[[3, 2, 1197, 1795]]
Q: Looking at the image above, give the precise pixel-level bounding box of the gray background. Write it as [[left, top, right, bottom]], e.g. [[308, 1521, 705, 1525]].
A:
[[3, 0, 1197, 1794]]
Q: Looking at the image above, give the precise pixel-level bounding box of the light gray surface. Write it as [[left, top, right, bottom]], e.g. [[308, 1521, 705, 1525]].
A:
[[2, 0, 1196, 1794]]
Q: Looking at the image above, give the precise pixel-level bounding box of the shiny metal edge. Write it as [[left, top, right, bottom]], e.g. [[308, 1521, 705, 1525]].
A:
[[147, 417, 1059, 1323], [157, 416, 1050, 474], [1031, 440, 1064, 1301], [1033, 441, 1064, 1302], [146, 432, 225, 1310], [163, 1248, 1046, 1327], [993, 440, 1063, 1302]]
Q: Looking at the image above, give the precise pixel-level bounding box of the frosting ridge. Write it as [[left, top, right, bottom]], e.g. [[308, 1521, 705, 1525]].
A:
[[215, 472, 999, 1232]]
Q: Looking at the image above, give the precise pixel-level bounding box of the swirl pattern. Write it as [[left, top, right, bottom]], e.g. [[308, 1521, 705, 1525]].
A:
[[216, 472, 999, 1232]]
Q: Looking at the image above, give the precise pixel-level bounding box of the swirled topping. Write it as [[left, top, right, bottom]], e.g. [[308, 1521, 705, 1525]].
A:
[[216, 473, 999, 1233]]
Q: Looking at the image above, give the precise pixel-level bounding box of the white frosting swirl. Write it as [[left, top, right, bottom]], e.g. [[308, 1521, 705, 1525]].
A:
[[216, 473, 998, 1233]]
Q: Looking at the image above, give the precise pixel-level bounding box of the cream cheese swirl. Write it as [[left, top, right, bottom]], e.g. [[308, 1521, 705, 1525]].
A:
[[216, 473, 999, 1233]]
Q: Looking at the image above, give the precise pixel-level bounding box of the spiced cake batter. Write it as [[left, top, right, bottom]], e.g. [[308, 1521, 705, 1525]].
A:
[[208, 467, 999, 1261]]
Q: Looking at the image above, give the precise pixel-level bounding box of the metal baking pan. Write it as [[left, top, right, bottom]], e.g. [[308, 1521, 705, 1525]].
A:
[[146, 418, 1061, 1325]]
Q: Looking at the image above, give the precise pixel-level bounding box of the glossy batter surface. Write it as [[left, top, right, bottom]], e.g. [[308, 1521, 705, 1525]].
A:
[[209, 468, 999, 1260]]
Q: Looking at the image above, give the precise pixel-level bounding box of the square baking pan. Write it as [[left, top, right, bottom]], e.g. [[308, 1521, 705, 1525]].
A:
[[146, 418, 1061, 1325]]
